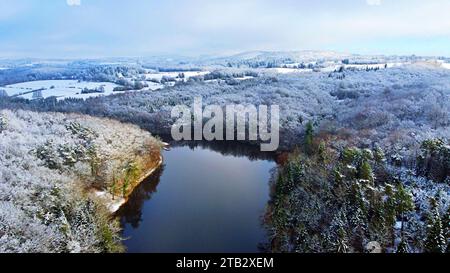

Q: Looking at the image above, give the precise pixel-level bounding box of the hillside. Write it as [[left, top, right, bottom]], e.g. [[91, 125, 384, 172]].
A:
[[0, 110, 162, 253]]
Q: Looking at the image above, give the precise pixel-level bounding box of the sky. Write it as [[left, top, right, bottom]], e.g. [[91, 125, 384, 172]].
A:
[[0, 0, 449, 58]]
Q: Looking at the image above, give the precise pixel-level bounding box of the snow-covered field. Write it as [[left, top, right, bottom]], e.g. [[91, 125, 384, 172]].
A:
[[3, 80, 121, 100], [441, 62, 450, 70], [265, 62, 405, 74], [145, 81, 165, 90], [144, 70, 209, 82], [269, 67, 313, 74], [0, 71, 211, 101]]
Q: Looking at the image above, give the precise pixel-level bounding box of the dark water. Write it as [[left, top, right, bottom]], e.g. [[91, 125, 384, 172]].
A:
[[118, 143, 275, 253]]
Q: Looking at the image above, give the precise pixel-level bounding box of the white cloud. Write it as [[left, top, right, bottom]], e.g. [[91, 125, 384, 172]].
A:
[[67, 0, 81, 6], [366, 0, 382, 6]]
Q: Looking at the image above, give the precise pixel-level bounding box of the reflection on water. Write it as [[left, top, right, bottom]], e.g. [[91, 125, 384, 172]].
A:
[[118, 143, 276, 253], [117, 167, 164, 229], [169, 140, 277, 162]]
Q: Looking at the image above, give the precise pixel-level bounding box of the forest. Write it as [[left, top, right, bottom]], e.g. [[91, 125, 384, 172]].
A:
[[0, 109, 161, 252], [1, 56, 449, 253]]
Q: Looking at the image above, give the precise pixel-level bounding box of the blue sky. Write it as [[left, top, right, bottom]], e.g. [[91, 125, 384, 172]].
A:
[[0, 0, 449, 58]]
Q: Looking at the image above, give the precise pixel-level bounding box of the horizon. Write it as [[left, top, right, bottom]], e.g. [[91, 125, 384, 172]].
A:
[[1, 49, 449, 62], [1, 0, 450, 59]]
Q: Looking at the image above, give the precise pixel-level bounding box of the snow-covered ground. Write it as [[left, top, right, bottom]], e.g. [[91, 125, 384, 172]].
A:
[[322, 62, 405, 72], [0, 70, 211, 101], [144, 70, 209, 82], [266, 62, 405, 74], [145, 81, 165, 90], [441, 62, 450, 70], [234, 76, 256, 81], [269, 67, 313, 74], [3, 80, 120, 100]]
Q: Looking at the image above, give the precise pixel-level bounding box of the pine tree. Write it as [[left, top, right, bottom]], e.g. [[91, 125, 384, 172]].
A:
[[332, 209, 349, 253], [394, 183, 415, 226], [443, 206, 450, 252], [122, 160, 140, 198], [336, 226, 349, 253], [304, 121, 314, 155], [332, 168, 347, 199], [384, 184, 396, 227], [383, 184, 397, 246], [358, 160, 374, 183], [373, 147, 386, 164], [351, 182, 369, 215], [424, 198, 446, 253], [351, 207, 368, 251], [318, 141, 327, 162]]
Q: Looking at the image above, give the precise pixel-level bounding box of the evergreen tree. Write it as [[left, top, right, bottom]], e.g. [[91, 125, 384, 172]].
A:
[[380, 184, 396, 247], [332, 168, 347, 199], [336, 226, 349, 253], [122, 160, 140, 197], [384, 184, 396, 228], [358, 160, 374, 183], [318, 141, 327, 162], [341, 147, 361, 165], [373, 147, 386, 164], [351, 182, 369, 215], [424, 198, 446, 253], [394, 183, 415, 227], [351, 207, 368, 250], [443, 206, 450, 252], [332, 209, 349, 253], [304, 121, 314, 155]]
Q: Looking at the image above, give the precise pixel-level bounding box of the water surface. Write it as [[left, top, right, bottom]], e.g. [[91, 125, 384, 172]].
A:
[[119, 144, 275, 253]]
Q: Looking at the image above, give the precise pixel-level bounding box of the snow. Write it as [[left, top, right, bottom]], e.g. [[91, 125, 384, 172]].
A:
[[93, 190, 126, 213], [2, 71, 212, 101], [145, 81, 165, 91], [234, 76, 255, 81], [441, 62, 450, 70], [0, 109, 161, 252], [321, 62, 404, 72], [270, 68, 313, 74], [144, 70, 209, 82], [267, 62, 405, 74], [4, 80, 120, 100]]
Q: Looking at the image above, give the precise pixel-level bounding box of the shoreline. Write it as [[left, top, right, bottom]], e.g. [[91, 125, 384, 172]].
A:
[[92, 155, 164, 214]]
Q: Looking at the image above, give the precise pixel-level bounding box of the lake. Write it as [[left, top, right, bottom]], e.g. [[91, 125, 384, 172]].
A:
[[118, 143, 276, 253]]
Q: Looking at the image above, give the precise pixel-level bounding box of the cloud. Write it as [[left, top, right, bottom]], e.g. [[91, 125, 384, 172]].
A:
[[366, 0, 382, 6], [66, 0, 81, 6]]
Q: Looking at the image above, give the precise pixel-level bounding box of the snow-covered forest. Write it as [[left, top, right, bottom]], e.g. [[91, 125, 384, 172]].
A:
[[0, 52, 449, 253], [0, 110, 161, 253]]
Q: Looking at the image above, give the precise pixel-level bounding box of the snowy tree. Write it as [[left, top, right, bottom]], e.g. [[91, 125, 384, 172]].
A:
[[443, 206, 450, 252], [0, 109, 161, 253], [424, 198, 446, 253], [0, 114, 7, 133], [384, 184, 397, 230], [332, 209, 349, 253], [373, 147, 386, 164], [358, 160, 374, 183], [394, 183, 415, 231]]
